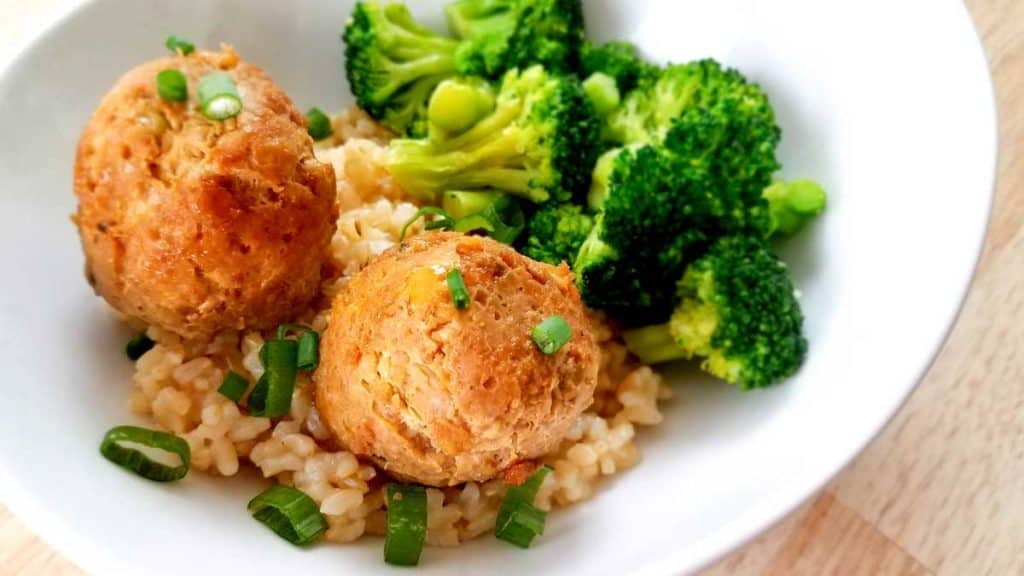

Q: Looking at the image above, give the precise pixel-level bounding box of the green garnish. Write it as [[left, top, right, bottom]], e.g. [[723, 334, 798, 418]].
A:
[[531, 316, 572, 355], [197, 72, 242, 120], [164, 35, 195, 56], [296, 331, 319, 371], [399, 206, 456, 241], [275, 324, 319, 371], [446, 268, 470, 310], [217, 371, 249, 402], [385, 484, 428, 566], [305, 107, 333, 141], [125, 333, 155, 361], [248, 338, 298, 418], [156, 69, 188, 102], [495, 465, 552, 548], [100, 425, 191, 482], [247, 485, 327, 545]]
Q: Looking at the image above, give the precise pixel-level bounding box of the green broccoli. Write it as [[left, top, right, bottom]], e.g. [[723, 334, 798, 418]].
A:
[[388, 66, 601, 204], [521, 203, 594, 265], [606, 58, 773, 147], [763, 179, 827, 237], [623, 236, 806, 389], [445, 0, 585, 77], [580, 40, 655, 94], [343, 1, 462, 135], [573, 93, 781, 323], [343, 0, 586, 135]]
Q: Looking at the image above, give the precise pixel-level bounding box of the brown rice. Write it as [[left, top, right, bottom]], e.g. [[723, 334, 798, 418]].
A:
[[125, 107, 672, 546]]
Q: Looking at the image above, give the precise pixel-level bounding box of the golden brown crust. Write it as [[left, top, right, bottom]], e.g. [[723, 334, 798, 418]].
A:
[[73, 49, 336, 338], [315, 232, 599, 486]]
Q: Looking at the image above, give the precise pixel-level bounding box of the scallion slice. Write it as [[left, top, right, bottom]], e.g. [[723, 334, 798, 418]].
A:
[[247, 338, 298, 418], [445, 268, 470, 309], [495, 465, 552, 548], [496, 501, 548, 548], [125, 333, 155, 361], [305, 107, 333, 141], [156, 69, 188, 102], [531, 316, 572, 355], [218, 371, 249, 402], [197, 72, 242, 120], [164, 34, 195, 56], [297, 331, 320, 371], [385, 484, 427, 566], [100, 425, 190, 482], [247, 485, 327, 545], [399, 207, 455, 241], [274, 324, 319, 371]]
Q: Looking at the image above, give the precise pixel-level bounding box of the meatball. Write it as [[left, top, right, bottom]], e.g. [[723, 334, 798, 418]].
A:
[[315, 232, 599, 486], [73, 48, 336, 338]]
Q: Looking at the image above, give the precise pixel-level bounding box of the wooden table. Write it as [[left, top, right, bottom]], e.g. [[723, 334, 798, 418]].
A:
[[1, 1, 1020, 574]]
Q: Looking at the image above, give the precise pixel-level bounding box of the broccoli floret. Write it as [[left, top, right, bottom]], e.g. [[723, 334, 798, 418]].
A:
[[580, 40, 655, 94], [623, 236, 807, 389], [574, 94, 780, 323], [445, 0, 585, 76], [763, 179, 827, 237], [388, 66, 601, 204], [573, 144, 710, 323], [606, 59, 773, 147], [344, 1, 463, 135], [521, 203, 594, 265], [343, 0, 584, 135]]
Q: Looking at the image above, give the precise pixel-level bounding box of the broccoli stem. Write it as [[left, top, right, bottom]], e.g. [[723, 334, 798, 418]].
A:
[[428, 79, 495, 135], [622, 323, 689, 364], [442, 191, 505, 219], [582, 73, 621, 117]]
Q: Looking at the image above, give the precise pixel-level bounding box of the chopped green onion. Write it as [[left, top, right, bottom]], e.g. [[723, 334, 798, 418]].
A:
[[125, 333, 155, 361], [385, 484, 427, 566], [100, 425, 190, 482], [156, 69, 188, 102], [165, 34, 195, 56], [247, 485, 327, 545], [305, 107, 333, 141], [446, 268, 470, 310], [218, 371, 249, 402], [399, 206, 455, 241], [197, 72, 242, 120], [495, 465, 552, 548], [531, 316, 572, 355], [297, 331, 320, 371], [496, 501, 548, 548], [248, 338, 298, 418], [273, 324, 319, 371]]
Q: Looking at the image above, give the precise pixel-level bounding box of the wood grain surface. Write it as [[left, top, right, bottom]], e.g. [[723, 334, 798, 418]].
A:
[[0, 1, 1019, 574]]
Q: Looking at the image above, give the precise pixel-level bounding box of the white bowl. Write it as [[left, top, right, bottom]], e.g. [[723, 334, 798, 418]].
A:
[[0, 0, 995, 574]]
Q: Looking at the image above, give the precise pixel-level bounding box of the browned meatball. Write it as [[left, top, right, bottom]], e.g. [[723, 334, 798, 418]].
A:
[[73, 48, 336, 338], [315, 232, 599, 486]]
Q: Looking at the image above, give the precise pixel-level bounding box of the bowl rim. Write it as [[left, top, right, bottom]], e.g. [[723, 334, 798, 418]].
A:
[[0, 1, 999, 575]]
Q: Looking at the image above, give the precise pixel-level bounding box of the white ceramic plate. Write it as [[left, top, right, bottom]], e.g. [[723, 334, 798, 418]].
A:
[[0, 0, 995, 574]]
